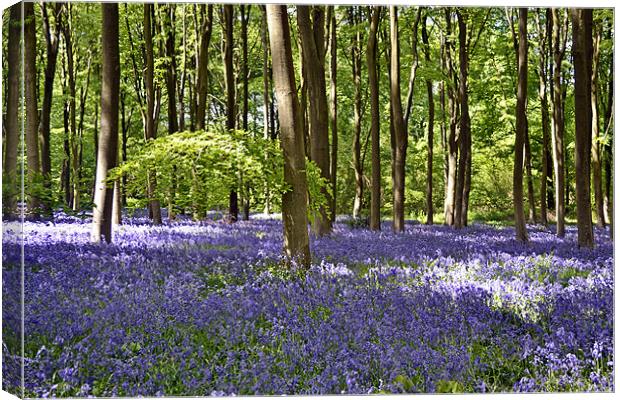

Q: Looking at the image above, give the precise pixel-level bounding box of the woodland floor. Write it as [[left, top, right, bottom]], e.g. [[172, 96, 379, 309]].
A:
[[1, 213, 614, 396]]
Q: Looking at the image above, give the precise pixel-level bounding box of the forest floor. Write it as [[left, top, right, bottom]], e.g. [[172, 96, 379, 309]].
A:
[[1, 213, 614, 396]]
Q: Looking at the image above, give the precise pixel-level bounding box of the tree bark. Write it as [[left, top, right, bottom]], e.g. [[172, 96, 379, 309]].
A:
[[39, 4, 62, 214], [3, 3, 21, 218], [389, 6, 408, 233], [514, 8, 529, 242], [92, 3, 120, 243], [351, 7, 364, 219], [536, 9, 552, 225], [329, 6, 338, 222], [572, 8, 594, 248], [454, 10, 471, 229], [298, 5, 332, 236], [368, 6, 381, 231], [196, 4, 213, 130], [443, 9, 459, 226], [261, 6, 272, 214], [266, 4, 311, 267], [422, 14, 434, 225], [144, 4, 162, 225], [25, 2, 41, 215], [591, 24, 605, 228], [223, 4, 238, 223], [241, 4, 251, 221], [551, 8, 566, 237]]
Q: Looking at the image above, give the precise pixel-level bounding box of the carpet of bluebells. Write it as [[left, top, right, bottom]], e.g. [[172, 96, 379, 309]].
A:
[[2, 212, 614, 396]]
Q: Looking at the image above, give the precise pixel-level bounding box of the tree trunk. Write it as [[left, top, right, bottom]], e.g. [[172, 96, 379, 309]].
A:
[[298, 5, 332, 236], [329, 6, 338, 222], [351, 7, 364, 219], [454, 10, 471, 229], [223, 4, 238, 223], [143, 4, 162, 225], [368, 6, 381, 231], [25, 2, 41, 215], [389, 6, 407, 233], [261, 6, 272, 215], [39, 4, 62, 215], [3, 3, 21, 219], [537, 9, 552, 225], [92, 3, 120, 243], [591, 25, 605, 228], [196, 4, 213, 130], [266, 4, 311, 267], [524, 122, 537, 223], [443, 9, 459, 226], [514, 8, 529, 242], [550, 8, 566, 237], [422, 14, 434, 225], [572, 8, 594, 248], [603, 47, 613, 233], [241, 4, 251, 221]]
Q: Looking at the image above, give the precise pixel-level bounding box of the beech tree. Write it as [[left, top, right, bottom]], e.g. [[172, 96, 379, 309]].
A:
[[297, 5, 332, 236], [513, 8, 528, 243], [25, 2, 40, 215], [266, 4, 311, 266], [92, 3, 120, 243], [572, 8, 594, 248], [367, 6, 381, 231]]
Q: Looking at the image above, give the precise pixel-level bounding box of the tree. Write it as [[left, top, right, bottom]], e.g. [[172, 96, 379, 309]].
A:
[[535, 9, 553, 225], [328, 6, 338, 222], [350, 7, 364, 219], [39, 3, 63, 214], [223, 4, 238, 223], [3, 3, 21, 218], [389, 6, 408, 233], [241, 4, 251, 221], [454, 9, 471, 229], [261, 5, 273, 214], [513, 8, 529, 243], [421, 13, 434, 225], [266, 4, 311, 266], [144, 4, 162, 225], [591, 21, 605, 228], [25, 2, 40, 215], [367, 6, 381, 231], [92, 3, 120, 243], [443, 9, 459, 226], [572, 8, 594, 248], [550, 8, 568, 237], [195, 4, 213, 130], [297, 5, 332, 236]]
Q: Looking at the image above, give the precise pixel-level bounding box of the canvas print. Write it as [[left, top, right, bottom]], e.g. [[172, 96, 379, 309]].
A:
[[1, 0, 614, 397]]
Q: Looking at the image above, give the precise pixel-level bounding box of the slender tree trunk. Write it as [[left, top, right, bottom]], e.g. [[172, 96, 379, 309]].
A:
[[454, 10, 471, 229], [3, 3, 21, 218], [443, 9, 459, 226], [550, 9, 566, 237], [196, 4, 213, 130], [603, 50, 613, 231], [298, 6, 332, 235], [39, 4, 62, 215], [329, 6, 338, 222], [368, 6, 381, 231], [514, 8, 529, 242], [537, 9, 552, 225], [591, 25, 605, 228], [389, 6, 408, 233], [261, 6, 272, 215], [266, 4, 311, 267], [241, 5, 251, 221], [524, 124, 537, 223], [351, 7, 364, 219], [93, 3, 120, 243], [144, 4, 162, 224], [222, 4, 238, 222], [25, 2, 41, 215], [572, 8, 594, 248], [422, 14, 434, 225]]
